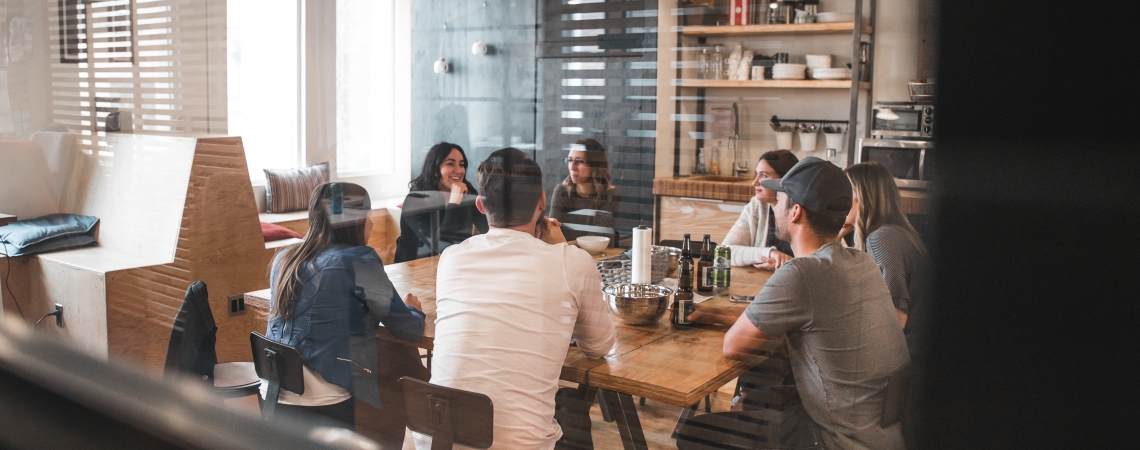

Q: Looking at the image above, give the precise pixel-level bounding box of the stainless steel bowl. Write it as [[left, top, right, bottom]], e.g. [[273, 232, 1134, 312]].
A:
[[602, 283, 673, 326]]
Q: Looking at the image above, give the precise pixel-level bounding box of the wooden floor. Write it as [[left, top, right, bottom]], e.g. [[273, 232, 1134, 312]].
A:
[[225, 378, 740, 450]]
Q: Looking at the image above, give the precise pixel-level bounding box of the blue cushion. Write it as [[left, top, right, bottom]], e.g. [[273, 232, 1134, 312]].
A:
[[0, 214, 100, 257], [1, 234, 98, 257]]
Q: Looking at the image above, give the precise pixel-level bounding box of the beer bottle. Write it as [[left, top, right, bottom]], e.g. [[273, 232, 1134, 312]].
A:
[[696, 234, 714, 292], [673, 236, 694, 326]]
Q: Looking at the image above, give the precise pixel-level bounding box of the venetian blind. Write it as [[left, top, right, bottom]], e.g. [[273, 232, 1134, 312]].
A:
[[540, 0, 659, 241], [48, 0, 226, 147]]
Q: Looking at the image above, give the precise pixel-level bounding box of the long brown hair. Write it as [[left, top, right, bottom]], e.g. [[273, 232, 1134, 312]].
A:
[[562, 139, 612, 208], [270, 182, 371, 320], [844, 162, 927, 255]]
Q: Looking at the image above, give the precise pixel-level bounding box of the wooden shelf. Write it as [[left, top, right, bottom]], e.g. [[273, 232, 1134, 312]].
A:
[[679, 79, 869, 89], [681, 22, 872, 37]]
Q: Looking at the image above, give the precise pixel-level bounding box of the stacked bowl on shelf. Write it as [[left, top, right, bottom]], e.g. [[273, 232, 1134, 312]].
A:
[[771, 63, 807, 80], [805, 54, 852, 80]]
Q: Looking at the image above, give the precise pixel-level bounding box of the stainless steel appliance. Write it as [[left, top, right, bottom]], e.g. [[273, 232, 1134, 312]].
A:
[[855, 138, 934, 189], [871, 101, 934, 139]]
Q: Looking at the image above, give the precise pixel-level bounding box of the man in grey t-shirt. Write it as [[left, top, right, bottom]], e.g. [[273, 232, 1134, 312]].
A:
[[679, 157, 910, 450]]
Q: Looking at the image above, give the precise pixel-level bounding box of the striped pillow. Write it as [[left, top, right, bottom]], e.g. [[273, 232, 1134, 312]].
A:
[[264, 162, 329, 213]]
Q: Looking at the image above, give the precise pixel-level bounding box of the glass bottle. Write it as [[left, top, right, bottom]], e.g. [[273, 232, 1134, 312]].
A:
[[694, 149, 707, 175], [673, 234, 694, 327], [696, 234, 714, 292], [711, 45, 724, 80], [709, 144, 721, 175], [697, 48, 710, 80]]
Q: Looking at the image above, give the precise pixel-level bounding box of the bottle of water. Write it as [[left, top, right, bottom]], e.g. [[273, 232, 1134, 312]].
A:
[[711, 45, 724, 80]]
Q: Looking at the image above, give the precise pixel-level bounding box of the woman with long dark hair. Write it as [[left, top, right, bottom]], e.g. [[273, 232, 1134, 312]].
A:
[[843, 162, 929, 359], [548, 139, 621, 242], [267, 182, 425, 429], [395, 142, 489, 262], [722, 150, 799, 269]]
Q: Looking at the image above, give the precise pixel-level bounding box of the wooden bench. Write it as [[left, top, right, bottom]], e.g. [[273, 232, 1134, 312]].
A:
[[0, 134, 276, 372], [260, 205, 402, 264]]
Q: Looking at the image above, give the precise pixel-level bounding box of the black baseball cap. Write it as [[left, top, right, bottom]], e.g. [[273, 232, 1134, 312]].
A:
[[759, 157, 852, 218]]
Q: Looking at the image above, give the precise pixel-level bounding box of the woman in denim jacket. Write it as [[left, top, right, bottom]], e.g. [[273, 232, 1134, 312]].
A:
[[266, 182, 425, 429]]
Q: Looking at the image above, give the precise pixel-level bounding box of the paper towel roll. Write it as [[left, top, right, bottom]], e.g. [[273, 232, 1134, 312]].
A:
[[632, 226, 653, 284]]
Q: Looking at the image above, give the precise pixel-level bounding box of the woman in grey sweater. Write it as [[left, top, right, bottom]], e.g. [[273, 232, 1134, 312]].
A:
[[549, 139, 621, 242]]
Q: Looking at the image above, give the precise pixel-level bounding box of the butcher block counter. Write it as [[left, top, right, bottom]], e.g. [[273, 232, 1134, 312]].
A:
[[653, 175, 753, 243], [653, 175, 932, 244]]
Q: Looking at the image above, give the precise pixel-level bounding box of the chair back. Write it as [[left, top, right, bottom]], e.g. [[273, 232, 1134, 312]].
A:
[[881, 364, 915, 428], [399, 376, 494, 450], [250, 332, 304, 419], [163, 280, 218, 381]]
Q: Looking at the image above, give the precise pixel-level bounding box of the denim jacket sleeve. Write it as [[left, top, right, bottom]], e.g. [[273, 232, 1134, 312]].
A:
[[351, 253, 426, 342]]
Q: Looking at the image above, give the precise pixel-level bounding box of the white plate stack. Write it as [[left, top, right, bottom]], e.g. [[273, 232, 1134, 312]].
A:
[[771, 63, 807, 80], [810, 68, 852, 80]]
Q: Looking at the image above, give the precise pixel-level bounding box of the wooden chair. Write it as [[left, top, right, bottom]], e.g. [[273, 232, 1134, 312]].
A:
[[163, 281, 260, 398], [399, 376, 494, 450], [250, 332, 304, 420]]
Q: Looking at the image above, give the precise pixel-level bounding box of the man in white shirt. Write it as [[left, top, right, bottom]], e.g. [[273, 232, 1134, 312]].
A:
[[415, 147, 617, 450]]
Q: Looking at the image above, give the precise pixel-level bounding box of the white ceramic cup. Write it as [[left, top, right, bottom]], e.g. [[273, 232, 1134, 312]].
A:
[[775, 131, 794, 150], [752, 66, 764, 80]]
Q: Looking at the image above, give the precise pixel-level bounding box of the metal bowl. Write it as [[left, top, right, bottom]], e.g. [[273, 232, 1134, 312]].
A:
[[602, 283, 673, 326]]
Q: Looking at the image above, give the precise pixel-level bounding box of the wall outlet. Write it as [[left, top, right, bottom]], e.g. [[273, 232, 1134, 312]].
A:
[[228, 294, 246, 316]]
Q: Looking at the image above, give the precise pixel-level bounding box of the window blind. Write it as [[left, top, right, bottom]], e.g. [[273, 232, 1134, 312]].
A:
[[540, 0, 659, 239], [49, 0, 226, 146]]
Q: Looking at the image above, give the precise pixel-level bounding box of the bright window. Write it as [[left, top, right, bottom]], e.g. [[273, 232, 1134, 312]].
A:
[[227, 0, 302, 181], [336, 0, 396, 177]]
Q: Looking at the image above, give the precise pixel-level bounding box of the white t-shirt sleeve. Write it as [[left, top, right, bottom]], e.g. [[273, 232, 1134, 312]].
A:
[[565, 246, 616, 358]]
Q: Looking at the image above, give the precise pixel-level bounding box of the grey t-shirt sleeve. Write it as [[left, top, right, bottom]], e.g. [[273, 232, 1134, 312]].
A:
[[866, 227, 913, 314], [744, 263, 811, 338]]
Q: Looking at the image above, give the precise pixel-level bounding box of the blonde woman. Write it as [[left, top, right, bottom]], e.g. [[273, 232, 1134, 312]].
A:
[[722, 150, 798, 269], [843, 162, 928, 359]]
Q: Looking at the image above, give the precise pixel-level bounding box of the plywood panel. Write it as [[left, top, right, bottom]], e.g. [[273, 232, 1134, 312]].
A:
[[0, 256, 31, 319], [29, 258, 109, 358], [656, 196, 747, 244], [58, 134, 197, 264]]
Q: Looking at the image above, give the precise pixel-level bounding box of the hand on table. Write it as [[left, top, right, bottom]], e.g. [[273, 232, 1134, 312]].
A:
[[403, 293, 422, 312], [536, 217, 566, 244], [753, 250, 792, 271]]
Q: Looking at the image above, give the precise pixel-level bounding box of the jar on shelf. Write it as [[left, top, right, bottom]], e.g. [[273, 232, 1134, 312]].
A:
[[711, 45, 724, 80], [697, 48, 710, 80]]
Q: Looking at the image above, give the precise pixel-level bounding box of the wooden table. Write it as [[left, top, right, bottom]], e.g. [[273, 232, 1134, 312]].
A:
[[245, 247, 774, 449]]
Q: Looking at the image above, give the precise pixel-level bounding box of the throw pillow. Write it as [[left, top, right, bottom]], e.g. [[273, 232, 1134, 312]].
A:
[[0, 213, 100, 257], [264, 162, 329, 213], [260, 222, 303, 242]]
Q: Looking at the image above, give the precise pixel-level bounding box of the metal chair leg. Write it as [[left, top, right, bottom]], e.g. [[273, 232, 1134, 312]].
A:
[[639, 397, 646, 406], [704, 394, 711, 413], [597, 390, 614, 422]]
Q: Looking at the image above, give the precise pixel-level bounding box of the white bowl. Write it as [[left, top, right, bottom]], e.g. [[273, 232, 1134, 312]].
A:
[[816, 12, 855, 23], [772, 63, 807, 72], [805, 54, 832, 69], [577, 236, 610, 254]]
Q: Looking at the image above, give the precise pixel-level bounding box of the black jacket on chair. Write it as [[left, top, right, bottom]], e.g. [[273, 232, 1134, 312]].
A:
[[164, 280, 219, 381]]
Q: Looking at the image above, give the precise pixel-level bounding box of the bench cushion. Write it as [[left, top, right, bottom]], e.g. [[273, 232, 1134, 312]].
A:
[[264, 162, 329, 213], [260, 221, 303, 242], [0, 214, 99, 257]]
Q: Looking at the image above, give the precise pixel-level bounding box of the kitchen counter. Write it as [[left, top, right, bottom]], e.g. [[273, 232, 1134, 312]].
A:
[[653, 175, 753, 202], [654, 175, 933, 215]]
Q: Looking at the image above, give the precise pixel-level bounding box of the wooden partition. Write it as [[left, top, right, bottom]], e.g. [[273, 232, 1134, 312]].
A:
[[1, 134, 276, 372]]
